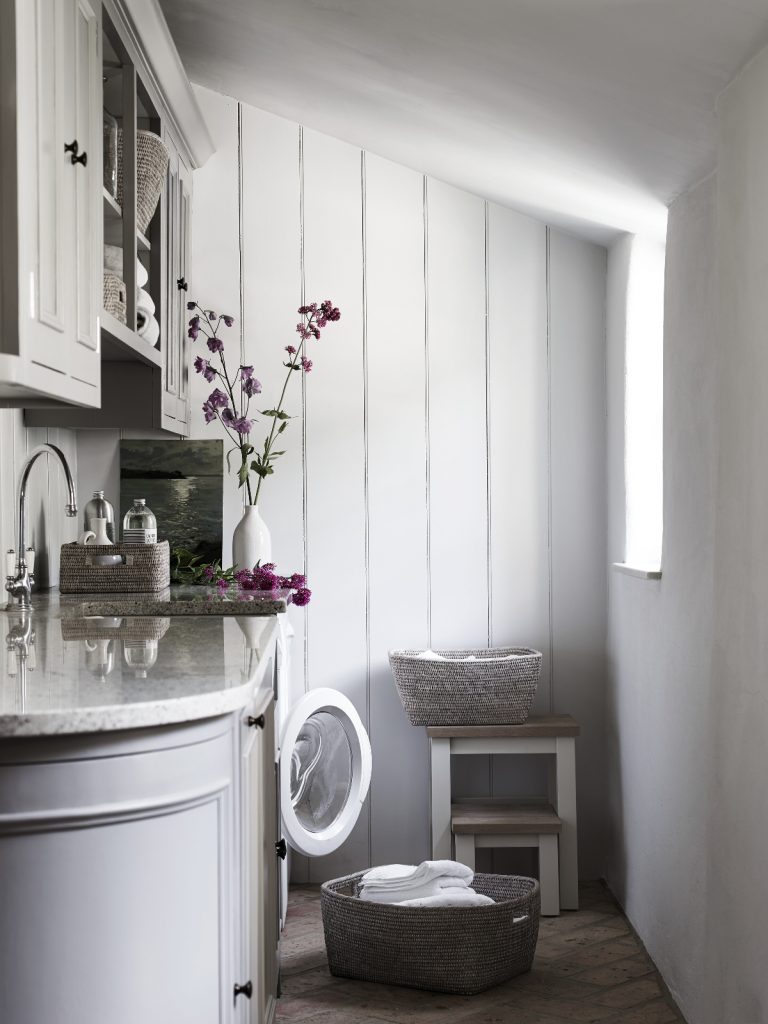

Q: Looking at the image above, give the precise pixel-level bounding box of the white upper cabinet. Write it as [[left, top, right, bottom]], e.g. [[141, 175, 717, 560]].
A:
[[0, 0, 102, 407], [14, 0, 214, 430]]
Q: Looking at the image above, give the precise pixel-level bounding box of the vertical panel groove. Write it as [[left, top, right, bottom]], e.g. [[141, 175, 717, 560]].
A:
[[545, 226, 555, 713], [299, 126, 309, 693], [237, 104, 245, 367], [361, 150, 372, 867], [484, 201, 492, 648], [423, 176, 432, 648]]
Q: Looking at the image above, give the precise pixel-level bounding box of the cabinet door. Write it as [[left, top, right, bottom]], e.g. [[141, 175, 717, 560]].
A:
[[162, 132, 180, 422], [16, 0, 76, 371], [71, 0, 101, 390], [175, 153, 192, 433], [242, 695, 279, 1024]]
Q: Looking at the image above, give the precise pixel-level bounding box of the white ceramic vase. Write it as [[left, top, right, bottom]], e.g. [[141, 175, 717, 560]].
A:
[[232, 505, 272, 571]]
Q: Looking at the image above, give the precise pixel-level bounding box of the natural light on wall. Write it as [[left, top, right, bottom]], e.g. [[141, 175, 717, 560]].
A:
[[624, 235, 665, 572]]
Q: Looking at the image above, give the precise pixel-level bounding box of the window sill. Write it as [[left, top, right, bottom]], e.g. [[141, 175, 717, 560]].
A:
[[612, 563, 662, 580]]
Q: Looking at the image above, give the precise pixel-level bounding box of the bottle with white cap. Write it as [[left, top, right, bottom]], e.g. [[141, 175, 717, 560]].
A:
[[122, 499, 157, 545]]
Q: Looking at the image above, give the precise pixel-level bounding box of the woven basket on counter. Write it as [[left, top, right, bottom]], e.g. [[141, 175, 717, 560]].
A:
[[321, 872, 540, 995], [389, 646, 542, 726], [60, 616, 170, 641], [59, 541, 170, 594], [117, 129, 169, 233], [103, 271, 126, 323]]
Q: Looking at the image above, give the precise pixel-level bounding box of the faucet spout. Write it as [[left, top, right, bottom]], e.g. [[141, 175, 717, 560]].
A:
[[6, 444, 78, 609]]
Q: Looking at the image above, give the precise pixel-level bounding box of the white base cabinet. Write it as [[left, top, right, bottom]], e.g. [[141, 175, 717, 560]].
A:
[[0, 695, 279, 1023]]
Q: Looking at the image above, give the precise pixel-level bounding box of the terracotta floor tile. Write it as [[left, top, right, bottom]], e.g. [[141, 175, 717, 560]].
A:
[[593, 977, 665, 1009], [576, 955, 655, 987]]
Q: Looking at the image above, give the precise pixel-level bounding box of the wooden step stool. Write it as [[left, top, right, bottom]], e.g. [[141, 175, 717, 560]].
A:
[[452, 801, 563, 916]]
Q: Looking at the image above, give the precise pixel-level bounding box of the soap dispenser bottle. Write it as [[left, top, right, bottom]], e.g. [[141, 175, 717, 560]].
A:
[[83, 490, 116, 543]]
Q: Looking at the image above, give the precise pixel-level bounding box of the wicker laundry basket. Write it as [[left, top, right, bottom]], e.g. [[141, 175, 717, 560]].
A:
[[389, 647, 542, 726], [321, 872, 540, 995], [117, 129, 169, 233]]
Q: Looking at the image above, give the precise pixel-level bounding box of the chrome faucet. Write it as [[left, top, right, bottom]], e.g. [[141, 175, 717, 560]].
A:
[[5, 444, 78, 609]]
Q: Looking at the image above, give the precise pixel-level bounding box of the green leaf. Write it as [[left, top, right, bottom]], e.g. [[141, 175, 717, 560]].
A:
[[238, 463, 250, 486], [261, 409, 292, 420], [277, 421, 288, 434]]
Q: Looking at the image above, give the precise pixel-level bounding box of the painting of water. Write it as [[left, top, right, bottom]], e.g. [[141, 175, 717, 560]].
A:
[[119, 440, 223, 563]]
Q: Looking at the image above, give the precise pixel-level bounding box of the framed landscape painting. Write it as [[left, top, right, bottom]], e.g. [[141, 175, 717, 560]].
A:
[[119, 440, 223, 563]]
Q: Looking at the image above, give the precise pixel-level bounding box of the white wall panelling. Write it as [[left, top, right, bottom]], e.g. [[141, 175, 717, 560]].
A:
[[0, 415, 79, 589], [365, 153, 430, 867], [73, 86, 608, 879], [301, 128, 369, 881], [549, 230, 608, 872]]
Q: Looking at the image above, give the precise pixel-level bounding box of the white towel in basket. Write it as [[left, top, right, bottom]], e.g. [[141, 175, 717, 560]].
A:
[[396, 888, 495, 908], [359, 860, 474, 904]]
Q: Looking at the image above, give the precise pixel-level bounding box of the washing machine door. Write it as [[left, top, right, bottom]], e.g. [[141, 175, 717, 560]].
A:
[[280, 687, 372, 857]]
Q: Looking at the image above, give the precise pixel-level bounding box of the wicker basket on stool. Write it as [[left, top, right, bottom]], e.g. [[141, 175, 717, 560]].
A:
[[389, 647, 542, 726], [321, 871, 540, 995]]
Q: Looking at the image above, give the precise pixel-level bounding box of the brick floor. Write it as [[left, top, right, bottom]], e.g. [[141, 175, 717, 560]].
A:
[[277, 882, 686, 1023]]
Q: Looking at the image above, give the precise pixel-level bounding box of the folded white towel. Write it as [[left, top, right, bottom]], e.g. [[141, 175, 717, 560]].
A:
[[359, 860, 475, 904], [397, 888, 495, 908], [136, 287, 155, 319], [138, 314, 160, 348], [414, 650, 519, 662], [362, 860, 473, 889], [136, 260, 148, 288]]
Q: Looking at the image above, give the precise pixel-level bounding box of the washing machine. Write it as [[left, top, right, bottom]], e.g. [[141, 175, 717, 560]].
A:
[[275, 618, 372, 923]]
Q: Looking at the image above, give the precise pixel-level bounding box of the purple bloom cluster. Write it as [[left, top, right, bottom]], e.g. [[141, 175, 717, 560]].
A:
[[194, 355, 217, 382], [300, 356, 313, 373], [234, 563, 311, 606], [295, 300, 341, 342]]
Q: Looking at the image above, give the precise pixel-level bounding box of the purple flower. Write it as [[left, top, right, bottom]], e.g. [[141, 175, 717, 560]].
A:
[[285, 345, 296, 355], [216, 577, 230, 592], [232, 416, 253, 435], [207, 336, 224, 354], [300, 356, 313, 373], [289, 573, 307, 589], [208, 310, 217, 320], [202, 565, 216, 580], [187, 301, 196, 310], [207, 388, 229, 408], [188, 323, 200, 341], [202, 401, 217, 424], [291, 587, 312, 607], [194, 356, 217, 382], [242, 376, 261, 397], [240, 365, 254, 379], [221, 407, 235, 426], [321, 300, 341, 322], [234, 569, 253, 586], [222, 315, 234, 327]]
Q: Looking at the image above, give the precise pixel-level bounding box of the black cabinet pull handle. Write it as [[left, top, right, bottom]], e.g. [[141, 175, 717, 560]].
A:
[[233, 981, 253, 1000], [247, 714, 265, 729], [177, 277, 188, 291], [64, 140, 87, 166], [275, 838, 287, 859]]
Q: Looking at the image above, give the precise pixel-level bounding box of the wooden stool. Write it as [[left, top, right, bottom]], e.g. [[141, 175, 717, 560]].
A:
[[429, 715, 580, 910], [452, 801, 562, 916]]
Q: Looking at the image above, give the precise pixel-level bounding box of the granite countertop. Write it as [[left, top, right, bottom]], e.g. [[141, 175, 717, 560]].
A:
[[0, 588, 282, 738]]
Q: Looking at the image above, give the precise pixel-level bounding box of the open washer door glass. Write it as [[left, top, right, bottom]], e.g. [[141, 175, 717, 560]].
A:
[[280, 687, 372, 857]]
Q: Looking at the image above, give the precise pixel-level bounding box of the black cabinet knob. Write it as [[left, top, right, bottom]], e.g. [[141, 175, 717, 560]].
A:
[[247, 714, 265, 729], [64, 140, 87, 165], [177, 277, 188, 291], [233, 980, 253, 1000], [275, 838, 287, 860]]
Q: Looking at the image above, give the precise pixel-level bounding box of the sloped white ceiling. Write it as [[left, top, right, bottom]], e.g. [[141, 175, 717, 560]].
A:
[[159, 0, 768, 241]]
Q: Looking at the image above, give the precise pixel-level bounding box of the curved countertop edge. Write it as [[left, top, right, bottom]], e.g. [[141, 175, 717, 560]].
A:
[[0, 618, 279, 739]]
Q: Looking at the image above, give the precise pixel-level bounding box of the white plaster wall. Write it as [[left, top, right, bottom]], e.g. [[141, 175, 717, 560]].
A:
[[76, 85, 609, 883], [605, 176, 717, 1022]]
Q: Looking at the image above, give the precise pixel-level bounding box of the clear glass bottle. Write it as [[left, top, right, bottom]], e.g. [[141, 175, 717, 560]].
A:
[[122, 499, 157, 545], [84, 490, 115, 543]]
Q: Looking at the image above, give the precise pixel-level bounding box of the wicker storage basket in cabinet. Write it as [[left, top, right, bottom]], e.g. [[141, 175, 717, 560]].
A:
[[59, 541, 170, 594]]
